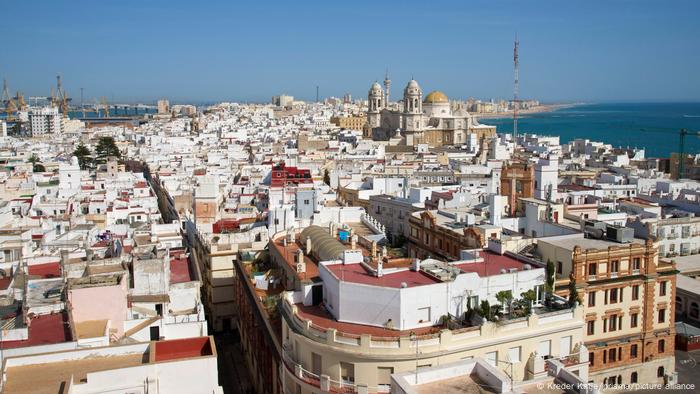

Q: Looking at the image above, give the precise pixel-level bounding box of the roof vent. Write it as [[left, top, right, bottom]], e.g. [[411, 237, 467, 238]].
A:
[[499, 268, 507, 274], [523, 264, 531, 270], [400, 282, 408, 288]]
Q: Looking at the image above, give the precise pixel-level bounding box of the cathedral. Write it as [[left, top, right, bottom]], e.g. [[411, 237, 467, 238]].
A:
[[365, 78, 496, 147]]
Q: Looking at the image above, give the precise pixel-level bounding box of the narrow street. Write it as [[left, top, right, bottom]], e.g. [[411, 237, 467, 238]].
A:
[[215, 330, 255, 394]]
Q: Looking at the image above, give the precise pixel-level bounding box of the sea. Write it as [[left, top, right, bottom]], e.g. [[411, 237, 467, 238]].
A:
[[479, 102, 700, 158]]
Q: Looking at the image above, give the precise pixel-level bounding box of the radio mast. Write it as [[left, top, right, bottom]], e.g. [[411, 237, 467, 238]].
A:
[[513, 34, 520, 146]]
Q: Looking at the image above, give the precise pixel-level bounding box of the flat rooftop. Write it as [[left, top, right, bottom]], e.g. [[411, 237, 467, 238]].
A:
[[538, 234, 642, 251], [295, 303, 438, 337], [75, 319, 108, 339], [170, 256, 194, 284], [325, 263, 440, 289], [3, 336, 215, 394], [414, 375, 497, 394], [455, 251, 530, 276], [2, 312, 72, 349], [27, 262, 61, 279], [4, 353, 146, 394]]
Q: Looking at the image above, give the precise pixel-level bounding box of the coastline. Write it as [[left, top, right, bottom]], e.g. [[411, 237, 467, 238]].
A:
[[475, 103, 582, 120]]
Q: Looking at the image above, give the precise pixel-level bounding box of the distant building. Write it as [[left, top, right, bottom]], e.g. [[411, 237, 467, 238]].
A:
[[157, 99, 170, 115], [29, 106, 62, 135], [330, 115, 366, 131], [1, 120, 6, 137], [270, 162, 312, 187], [272, 94, 294, 107], [366, 79, 496, 147]]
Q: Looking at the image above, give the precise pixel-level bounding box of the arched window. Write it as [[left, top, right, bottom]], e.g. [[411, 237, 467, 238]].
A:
[[631, 372, 638, 383], [691, 302, 699, 319], [676, 296, 683, 314], [657, 366, 665, 378]]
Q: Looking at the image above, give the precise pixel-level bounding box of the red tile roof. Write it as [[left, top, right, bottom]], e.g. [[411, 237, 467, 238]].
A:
[[455, 251, 527, 276], [326, 263, 440, 288]]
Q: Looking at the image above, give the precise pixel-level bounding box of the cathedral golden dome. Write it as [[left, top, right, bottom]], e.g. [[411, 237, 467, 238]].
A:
[[423, 91, 448, 103]]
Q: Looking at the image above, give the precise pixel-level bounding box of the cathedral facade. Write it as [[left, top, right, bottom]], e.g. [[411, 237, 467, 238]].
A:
[[366, 79, 496, 147]]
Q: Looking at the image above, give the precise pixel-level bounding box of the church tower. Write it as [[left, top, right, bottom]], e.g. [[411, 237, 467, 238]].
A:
[[383, 70, 391, 105], [367, 82, 384, 130], [402, 80, 423, 143]]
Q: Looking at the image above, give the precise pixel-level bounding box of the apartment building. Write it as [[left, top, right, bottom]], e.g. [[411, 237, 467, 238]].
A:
[[536, 234, 677, 387], [270, 226, 588, 393]]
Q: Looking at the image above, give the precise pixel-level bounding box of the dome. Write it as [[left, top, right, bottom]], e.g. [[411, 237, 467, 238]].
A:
[[406, 79, 420, 89], [423, 91, 448, 104], [369, 81, 383, 96]]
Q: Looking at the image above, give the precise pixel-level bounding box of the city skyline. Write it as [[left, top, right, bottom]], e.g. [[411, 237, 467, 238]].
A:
[[2, 0, 700, 103]]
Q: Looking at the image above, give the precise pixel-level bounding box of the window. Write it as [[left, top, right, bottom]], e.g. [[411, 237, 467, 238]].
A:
[[609, 288, 618, 303], [658, 339, 665, 353], [692, 302, 700, 319], [485, 351, 498, 367], [610, 260, 619, 275], [557, 262, 563, 275], [417, 307, 431, 323], [603, 318, 607, 333], [632, 285, 640, 301], [588, 292, 596, 307], [631, 372, 638, 383], [377, 367, 393, 390], [657, 366, 665, 378], [609, 348, 617, 362], [587, 320, 595, 335], [632, 257, 641, 271], [589, 352, 595, 366], [312, 353, 322, 375], [340, 362, 355, 384], [508, 346, 521, 363], [304, 199, 310, 205], [631, 313, 638, 328], [658, 308, 666, 323], [609, 315, 618, 332], [560, 336, 572, 358], [588, 263, 597, 277], [630, 344, 638, 358], [660, 281, 667, 296]]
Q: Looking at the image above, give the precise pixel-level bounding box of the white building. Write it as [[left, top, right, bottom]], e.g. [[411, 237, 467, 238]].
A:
[[29, 106, 63, 135]]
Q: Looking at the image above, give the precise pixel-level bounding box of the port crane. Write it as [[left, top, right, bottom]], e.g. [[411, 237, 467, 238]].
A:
[[1, 79, 17, 120], [638, 127, 700, 179]]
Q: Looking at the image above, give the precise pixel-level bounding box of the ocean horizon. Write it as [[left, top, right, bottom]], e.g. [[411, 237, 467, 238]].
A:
[[480, 102, 700, 158]]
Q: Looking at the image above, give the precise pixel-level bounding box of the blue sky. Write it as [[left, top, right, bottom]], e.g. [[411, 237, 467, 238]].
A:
[[2, 0, 699, 103]]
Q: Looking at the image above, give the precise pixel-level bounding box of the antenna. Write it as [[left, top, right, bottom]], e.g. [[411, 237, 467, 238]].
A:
[[513, 33, 520, 146], [316, 85, 319, 103]]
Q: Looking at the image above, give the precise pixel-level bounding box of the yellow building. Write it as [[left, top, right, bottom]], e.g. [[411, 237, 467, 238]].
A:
[[330, 115, 367, 131]]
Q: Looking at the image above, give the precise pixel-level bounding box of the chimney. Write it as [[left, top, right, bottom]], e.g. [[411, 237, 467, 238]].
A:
[[411, 258, 421, 272], [329, 222, 335, 237], [305, 238, 312, 255], [371, 241, 377, 257]]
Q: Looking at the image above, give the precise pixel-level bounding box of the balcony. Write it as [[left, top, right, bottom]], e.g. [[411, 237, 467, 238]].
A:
[[280, 292, 580, 357], [281, 347, 386, 393]]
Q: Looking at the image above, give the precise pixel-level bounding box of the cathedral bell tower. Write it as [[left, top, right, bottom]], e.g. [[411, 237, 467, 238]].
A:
[[402, 80, 423, 143], [367, 82, 384, 132]]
